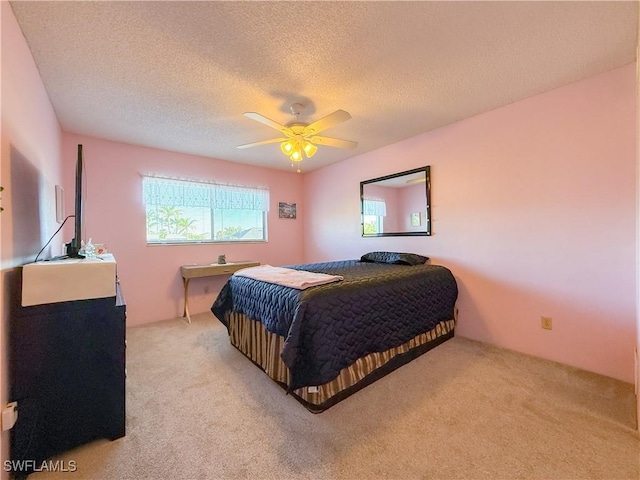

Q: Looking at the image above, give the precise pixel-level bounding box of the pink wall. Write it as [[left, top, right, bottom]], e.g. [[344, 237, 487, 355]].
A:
[[304, 64, 637, 384], [61, 134, 305, 325], [1, 3, 64, 477], [636, 14, 640, 430]]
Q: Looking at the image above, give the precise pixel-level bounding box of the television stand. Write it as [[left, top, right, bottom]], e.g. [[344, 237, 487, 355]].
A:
[[9, 258, 126, 476]]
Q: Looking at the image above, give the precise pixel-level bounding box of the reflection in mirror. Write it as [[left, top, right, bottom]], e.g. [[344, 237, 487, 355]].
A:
[[361, 166, 431, 237]]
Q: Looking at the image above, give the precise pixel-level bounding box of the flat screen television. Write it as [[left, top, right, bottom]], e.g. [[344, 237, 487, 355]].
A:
[[65, 144, 84, 258]]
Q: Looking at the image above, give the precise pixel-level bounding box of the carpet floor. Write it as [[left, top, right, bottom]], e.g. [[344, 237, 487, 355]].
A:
[[29, 312, 638, 480]]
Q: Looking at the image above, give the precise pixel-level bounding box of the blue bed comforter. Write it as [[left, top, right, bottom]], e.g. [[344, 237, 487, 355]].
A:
[[211, 260, 458, 390]]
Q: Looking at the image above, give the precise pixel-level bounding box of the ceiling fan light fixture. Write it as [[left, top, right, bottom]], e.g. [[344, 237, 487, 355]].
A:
[[281, 140, 295, 155], [303, 141, 317, 158], [290, 147, 303, 162]]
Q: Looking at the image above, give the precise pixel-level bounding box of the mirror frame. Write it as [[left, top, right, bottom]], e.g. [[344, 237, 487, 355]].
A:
[[360, 166, 431, 237]]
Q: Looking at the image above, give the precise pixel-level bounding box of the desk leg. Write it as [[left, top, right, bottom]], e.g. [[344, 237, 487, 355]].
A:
[[182, 277, 191, 324]]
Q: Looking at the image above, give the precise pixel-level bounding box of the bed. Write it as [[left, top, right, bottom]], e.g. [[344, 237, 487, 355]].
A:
[[211, 252, 458, 412]]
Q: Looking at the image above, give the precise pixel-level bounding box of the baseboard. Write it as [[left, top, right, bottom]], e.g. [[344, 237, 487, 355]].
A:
[[635, 346, 638, 396], [635, 346, 639, 431]]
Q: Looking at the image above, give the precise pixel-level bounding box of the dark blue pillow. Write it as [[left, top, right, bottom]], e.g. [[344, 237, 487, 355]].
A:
[[360, 251, 429, 266]]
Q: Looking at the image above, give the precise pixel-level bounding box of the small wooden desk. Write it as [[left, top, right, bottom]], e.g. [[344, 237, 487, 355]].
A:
[[180, 261, 259, 323]]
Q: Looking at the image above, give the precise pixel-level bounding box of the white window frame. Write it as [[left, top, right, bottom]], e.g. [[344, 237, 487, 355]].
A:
[[143, 176, 269, 244]]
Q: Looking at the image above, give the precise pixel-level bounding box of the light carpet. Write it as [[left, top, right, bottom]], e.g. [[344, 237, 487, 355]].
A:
[[30, 312, 639, 480]]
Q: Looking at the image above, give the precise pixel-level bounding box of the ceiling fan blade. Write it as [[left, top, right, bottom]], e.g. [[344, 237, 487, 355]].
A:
[[304, 109, 352, 135], [309, 136, 358, 149], [236, 137, 288, 149], [243, 112, 291, 135]]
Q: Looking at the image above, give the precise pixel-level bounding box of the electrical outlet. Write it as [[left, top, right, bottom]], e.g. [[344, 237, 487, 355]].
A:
[[541, 316, 553, 330], [2, 402, 18, 431]]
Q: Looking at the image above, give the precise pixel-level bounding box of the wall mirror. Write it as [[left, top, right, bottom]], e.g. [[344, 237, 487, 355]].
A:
[[360, 166, 431, 237]]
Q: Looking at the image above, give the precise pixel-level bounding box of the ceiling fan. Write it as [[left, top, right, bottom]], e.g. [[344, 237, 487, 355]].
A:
[[237, 103, 357, 171]]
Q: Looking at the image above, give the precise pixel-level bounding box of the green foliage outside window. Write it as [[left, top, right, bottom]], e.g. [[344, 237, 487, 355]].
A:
[[146, 206, 208, 240]]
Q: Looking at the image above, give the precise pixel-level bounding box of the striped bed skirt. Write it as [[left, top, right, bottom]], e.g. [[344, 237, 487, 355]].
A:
[[226, 312, 456, 412]]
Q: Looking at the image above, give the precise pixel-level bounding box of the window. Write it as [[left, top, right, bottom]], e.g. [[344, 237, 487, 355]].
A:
[[362, 199, 386, 235], [143, 176, 269, 243]]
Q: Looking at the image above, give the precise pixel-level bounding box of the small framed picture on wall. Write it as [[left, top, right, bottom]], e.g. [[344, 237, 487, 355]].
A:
[[279, 202, 297, 219]]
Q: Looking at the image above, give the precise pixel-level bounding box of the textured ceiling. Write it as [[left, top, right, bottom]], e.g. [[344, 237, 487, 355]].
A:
[[9, 1, 638, 172]]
